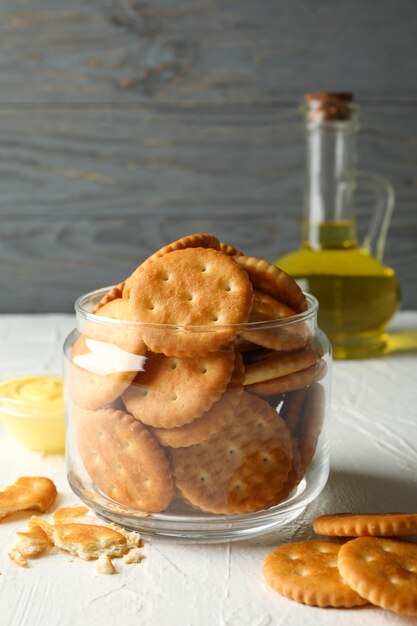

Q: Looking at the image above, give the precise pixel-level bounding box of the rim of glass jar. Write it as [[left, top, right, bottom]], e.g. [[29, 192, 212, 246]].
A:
[[74, 287, 319, 333]]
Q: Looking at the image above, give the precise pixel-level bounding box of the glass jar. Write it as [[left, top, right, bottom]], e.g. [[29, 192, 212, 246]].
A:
[[64, 287, 331, 542]]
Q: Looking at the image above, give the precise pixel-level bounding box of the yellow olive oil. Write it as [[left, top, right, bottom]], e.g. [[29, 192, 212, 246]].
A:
[[277, 222, 400, 359]]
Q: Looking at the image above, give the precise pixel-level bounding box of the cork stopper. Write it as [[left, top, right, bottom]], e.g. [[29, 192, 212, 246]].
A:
[[304, 92, 354, 122]]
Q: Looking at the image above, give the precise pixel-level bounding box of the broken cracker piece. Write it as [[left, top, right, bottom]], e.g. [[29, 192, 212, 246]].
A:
[[9, 526, 51, 568], [51, 523, 127, 560], [96, 554, 117, 575], [0, 477, 57, 521], [28, 515, 53, 541], [9, 549, 28, 568], [123, 547, 144, 565], [52, 506, 90, 525]]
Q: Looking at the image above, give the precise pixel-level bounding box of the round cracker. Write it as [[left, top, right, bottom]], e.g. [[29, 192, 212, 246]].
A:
[[337, 537, 417, 615], [280, 388, 307, 434], [172, 392, 292, 514], [263, 541, 368, 608], [74, 406, 173, 513], [234, 256, 307, 313], [70, 335, 136, 410], [151, 351, 244, 447], [295, 383, 326, 473], [91, 281, 126, 314], [124, 233, 221, 298], [129, 247, 253, 356], [313, 512, 417, 538], [242, 290, 311, 351], [219, 241, 244, 256], [123, 348, 235, 428], [244, 349, 319, 386], [85, 298, 146, 355], [246, 360, 327, 396]]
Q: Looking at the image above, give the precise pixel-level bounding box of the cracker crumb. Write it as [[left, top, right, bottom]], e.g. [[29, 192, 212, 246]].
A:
[[9, 549, 28, 568], [123, 547, 144, 565], [107, 523, 142, 549], [96, 554, 117, 575]]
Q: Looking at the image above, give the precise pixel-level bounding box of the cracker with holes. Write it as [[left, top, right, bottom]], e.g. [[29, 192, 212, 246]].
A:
[[151, 351, 244, 447], [242, 290, 311, 352], [313, 511, 417, 538], [124, 233, 221, 298], [263, 541, 368, 608], [74, 406, 173, 512], [337, 537, 417, 615], [234, 256, 307, 313], [123, 348, 235, 428], [128, 247, 253, 356], [0, 476, 57, 521], [171, 392, 292, 514]]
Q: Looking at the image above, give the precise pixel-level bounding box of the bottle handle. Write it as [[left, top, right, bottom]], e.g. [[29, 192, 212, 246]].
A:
[[355, 171, 395, 262]]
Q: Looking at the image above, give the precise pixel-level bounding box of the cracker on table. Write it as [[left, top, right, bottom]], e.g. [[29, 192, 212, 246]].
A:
[[52, 506, 90, 525], [9, 526, 51, 567], [123, 347, 235, 428], [124, 233, 221, 297], [172, 392, 292, 514], [234, 256, 307, 313], [151, 351, 244, 447], [52, 523, 127, 560], [313, 512, 417, 538], [74, 407, 174, 512], [128, 247, 253, 356], [337, 537, 417, 615], [263, 541, 368, 608], [0, 477, 57, 521]]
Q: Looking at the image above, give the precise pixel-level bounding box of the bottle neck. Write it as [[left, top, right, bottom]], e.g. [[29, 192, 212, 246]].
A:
[[303, 119, 358, 250]]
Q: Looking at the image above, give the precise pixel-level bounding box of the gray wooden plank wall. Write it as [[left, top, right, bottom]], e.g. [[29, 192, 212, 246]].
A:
[[0, 0, 416, 313]]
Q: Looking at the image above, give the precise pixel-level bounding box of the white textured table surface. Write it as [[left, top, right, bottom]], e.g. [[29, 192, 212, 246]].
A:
[[1, 313, 417, 626]]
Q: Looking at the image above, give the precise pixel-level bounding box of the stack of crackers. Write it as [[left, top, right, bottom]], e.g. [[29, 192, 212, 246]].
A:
[[263, 511, 417, 616], [70, 234, 328, 515]]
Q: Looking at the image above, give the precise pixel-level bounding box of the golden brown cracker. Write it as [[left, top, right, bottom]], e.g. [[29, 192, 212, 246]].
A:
[[219, 241, 244, 256], [151, 351, 244, 447], [51, 523, 127, 560], [9, 526, 50, 567], [295, 383, 326, 473], [87, 298, 146, 355], [91, 281, 126, 314], [263, 541, 368, 608], [123, 348, 235, 428], [313, 512, 417, 538], [128, 247, 253, 356], [246, 360, 327, 396], [74, 406, 173, 512], [337, 537, 417, 615], [244, 349, 319, 386], [0, 477, 57, 521], [234, 256, 307, 313], [172, 392, 292, 514], [52, 506, 90, 524], [242, 290, 311, 351], [124, 233, 221, 297]]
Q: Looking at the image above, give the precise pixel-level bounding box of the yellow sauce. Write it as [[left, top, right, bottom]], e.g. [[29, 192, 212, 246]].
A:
[[0, 376, 65, 453]]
